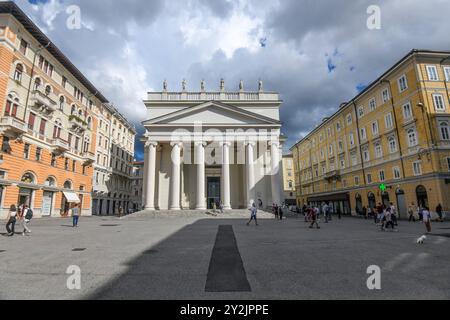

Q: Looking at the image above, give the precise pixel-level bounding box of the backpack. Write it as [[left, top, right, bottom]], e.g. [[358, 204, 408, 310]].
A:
[[25, 209, 33, 220]]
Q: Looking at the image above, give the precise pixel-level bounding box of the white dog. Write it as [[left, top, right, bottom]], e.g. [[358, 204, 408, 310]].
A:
[[416, 235, 427, 244]]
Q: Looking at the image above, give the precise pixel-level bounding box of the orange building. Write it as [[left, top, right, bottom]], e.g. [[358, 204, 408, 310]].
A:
[[0, 2, 109, 218]]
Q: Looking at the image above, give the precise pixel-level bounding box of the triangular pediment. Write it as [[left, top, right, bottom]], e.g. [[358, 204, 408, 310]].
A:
[[143, 101, 280, 126]]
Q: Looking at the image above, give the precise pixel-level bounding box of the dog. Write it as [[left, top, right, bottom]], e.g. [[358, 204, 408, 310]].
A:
[[416, 235, 427, 244]]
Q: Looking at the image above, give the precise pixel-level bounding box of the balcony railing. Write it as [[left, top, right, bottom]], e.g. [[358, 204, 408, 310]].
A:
[[69, 116, 88, 133], [50, 137, 69, 154], [0, 116, 27, 137], [30, 90, 57, 113], [82, 151, 96, 165], [324, 170, 341, 181], [146, 91, 280, 102]]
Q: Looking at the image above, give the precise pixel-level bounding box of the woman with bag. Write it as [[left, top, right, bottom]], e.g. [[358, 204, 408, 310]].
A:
[[5, 205, 18, 236]]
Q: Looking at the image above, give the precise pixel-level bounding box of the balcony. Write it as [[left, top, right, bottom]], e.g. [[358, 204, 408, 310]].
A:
[[50, 137, 69, 154], [69, 116, 88, 133], [82, 151, 96, 165], [0, 116, 27, 138], [30, 90, 57, 114], [324, 170, 341, 182]]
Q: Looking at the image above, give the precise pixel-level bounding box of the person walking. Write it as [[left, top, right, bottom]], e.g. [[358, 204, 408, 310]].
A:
[[322, 202, 329, 223], [279, 206, 283, 220], [417, 204, 424, 222], [436, 204, 443, 222], [309, 206, 320, 229], [21, 205, 33, 236], [362, 206, 368, 220], [5, 205, 17, 237], [384, 207, 397, 232], [246, 203, 258, 226], [408, 203, 416, 222], [219, 201, 224, 214], [390, 202, 398, 226], [274, 204, 279, 220], [422, 207, 432, 233], [72, 203, 80, 228]]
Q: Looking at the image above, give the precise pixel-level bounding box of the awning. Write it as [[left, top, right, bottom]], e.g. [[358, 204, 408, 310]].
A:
[[63, 191, 80, 203], [307, 192, 350, 203]]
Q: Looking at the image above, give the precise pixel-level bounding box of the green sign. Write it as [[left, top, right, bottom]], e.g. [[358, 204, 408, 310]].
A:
[[379, 184, 387, 192]]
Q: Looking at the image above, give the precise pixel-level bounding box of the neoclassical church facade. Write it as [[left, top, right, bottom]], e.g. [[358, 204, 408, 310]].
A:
[[141, 80, 285, 211]]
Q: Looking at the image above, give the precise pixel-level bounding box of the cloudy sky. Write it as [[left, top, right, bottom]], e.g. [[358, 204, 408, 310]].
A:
[[13, 0, 450, 160]]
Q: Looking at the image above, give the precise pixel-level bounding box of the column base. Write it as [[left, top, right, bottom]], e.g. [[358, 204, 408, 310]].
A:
[[169, 207, 181, 211], [195, 207, 207, 210], [223, 206, 232, 210], [144, 207, 155, 211]]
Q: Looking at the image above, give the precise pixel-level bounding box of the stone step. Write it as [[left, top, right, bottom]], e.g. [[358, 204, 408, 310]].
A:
[[125, 209, 275, 219]]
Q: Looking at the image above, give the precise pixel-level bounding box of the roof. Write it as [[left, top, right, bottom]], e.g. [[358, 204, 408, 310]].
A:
[[289, 49, 450, 151], [0, 1, 108, 103]]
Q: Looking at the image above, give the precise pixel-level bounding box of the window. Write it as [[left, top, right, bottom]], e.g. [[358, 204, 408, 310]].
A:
[[33, 78, 41, 91], [385, 113, 393, 129], [393, 167, 401, 179], [363, 148, 370, 161], [351, 154, 357, 166], [372, 121, 379, 136], [447, 157, 450, 171], [347, 114, 352, 125], [439, 121, 450, 140], [413, 161, 422, 176], [62, 76, 67, 88], [5, 95, 19, 117], [349, 132, 355, 146], [82, 165, 87, 175], [433, 94, 445, 111], [36, 147, 42, 161], [59, 96, 65, 111], [426, 65, 439, 81], [19, 39, 28, 55], [354, 176, 360, 186], [28, 113, 36, 131], [65, 158, 69, 170], [367, 174, 373, 184], [382, 88, 390, 103], [375, 143, 383, 158], [51, 153, 57, 167], [403, 102, 413, 120], [369, 98, 376, 111], [39, 119, 46, 136], [45, 85, 51, 96], [407, 129, 418, 147], [340, 159, 345, 169], [388, 137, 398, 153], [338, 140, 343, 152], [360, 127, 367, 140], [336, 122, 341, 132], [358, 107, 364, 118], [329, 144, 333, 156], [398, 75, 408, 92], [444, 67, 450, 82], [72, 160, 76, 172], [14, 64, 23, 82], [24, 143, 30, 159], [379, 170, 385, 182], [1, 137, 11, 153]]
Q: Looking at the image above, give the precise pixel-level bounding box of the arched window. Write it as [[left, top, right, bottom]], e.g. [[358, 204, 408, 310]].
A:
[[14, 64, 23, 82], [78, 109, 83, 118], [87, 117, 92, 129], [53, 118, 63, 139], [21, 172, 36, 184], [45, 177, 56, 187], [59, 96, 65, 111], [439, 121, 450, 140], [4, 93, 20, 117], [288, 181, 293, 189], [71, 105, 77, 115], [33, 78, 41, 91], [388, 137, 397, 153], [45, 85, 52, 96], [358, 106, 364, 118], [63, 180, 72, 190], [407, 129, 418, 147], [374, 143, 383, 158]]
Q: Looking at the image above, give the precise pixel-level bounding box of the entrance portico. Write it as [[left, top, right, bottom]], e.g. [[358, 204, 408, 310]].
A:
[[142, 80, 285, 211]]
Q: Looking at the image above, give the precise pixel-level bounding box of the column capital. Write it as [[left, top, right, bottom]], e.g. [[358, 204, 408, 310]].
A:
[[194, 141, 207, 147], [268, 140, 280, 148], [145, 141, 158, 148], [221, 141, 233, 147], [170, 141, 183, 148], [244, 141, 257, 147]]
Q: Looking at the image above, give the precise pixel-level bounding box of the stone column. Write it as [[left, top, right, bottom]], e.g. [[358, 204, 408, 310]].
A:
[[144, 141, 158, 211], [270, 141, 282, 205], [221, 142, 232, 210], [246, 141, 256, 207], [170, 142, 182, 210], [195, 141, 206, 210]]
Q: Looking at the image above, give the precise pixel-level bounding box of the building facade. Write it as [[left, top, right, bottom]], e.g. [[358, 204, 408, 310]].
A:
[[142, 80, 284, 211], [131, 161, 144, 212], [291, 50, 450, 217], [282, 154, 296, 206], [0, 2, 134, 218], [92, 103, 136, 216]]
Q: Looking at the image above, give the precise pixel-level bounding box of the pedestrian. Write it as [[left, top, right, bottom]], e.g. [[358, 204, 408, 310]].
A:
[[309, 206, 320, 229], [279, 206, 283, 220], [422, 207, 432, 233], [118, 205, 124, 218], [417, 204, 424, 222], [322, 202, 329, 223], [274, 204, 279, 220], [246, 203, 258, 226], [384, 207, 397, 231], [376, 203, 384, 224], [362, 206, 368, 219], [72, 203, 80, 228], [390, 202, 398, 226], [408, 203, 416, 222], [219, 201, 224, 214], [21, 205, 33, 236], [5, 204, 17, 237], [436, 204, 443, 222]]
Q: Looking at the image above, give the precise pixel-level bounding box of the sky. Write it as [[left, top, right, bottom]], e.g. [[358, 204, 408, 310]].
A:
[[11, 0, 450, 160]]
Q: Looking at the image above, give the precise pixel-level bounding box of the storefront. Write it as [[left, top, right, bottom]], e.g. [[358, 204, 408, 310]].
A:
[[307, 192, 351, 215]]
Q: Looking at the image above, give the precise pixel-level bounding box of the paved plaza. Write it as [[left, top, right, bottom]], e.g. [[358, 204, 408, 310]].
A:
[[0, 212, 449, 300]]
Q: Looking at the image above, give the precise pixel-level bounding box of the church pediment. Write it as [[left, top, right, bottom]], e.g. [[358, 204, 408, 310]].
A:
[[143, 101, 280, 126]]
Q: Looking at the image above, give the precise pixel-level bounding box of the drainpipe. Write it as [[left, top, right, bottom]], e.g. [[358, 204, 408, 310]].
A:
[[23, 42, 51, 123], [380, 79, 406, 179], [351, 101, 367, 185]]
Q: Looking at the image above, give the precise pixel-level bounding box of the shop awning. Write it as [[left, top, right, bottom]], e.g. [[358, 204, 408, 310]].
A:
[[63, 191, 80, 203], [307, 192, 350, 203]]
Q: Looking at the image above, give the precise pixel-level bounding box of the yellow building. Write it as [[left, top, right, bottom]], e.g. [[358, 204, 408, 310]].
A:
[[290, 49, 450, 218], [282, 154, 296, 206]]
